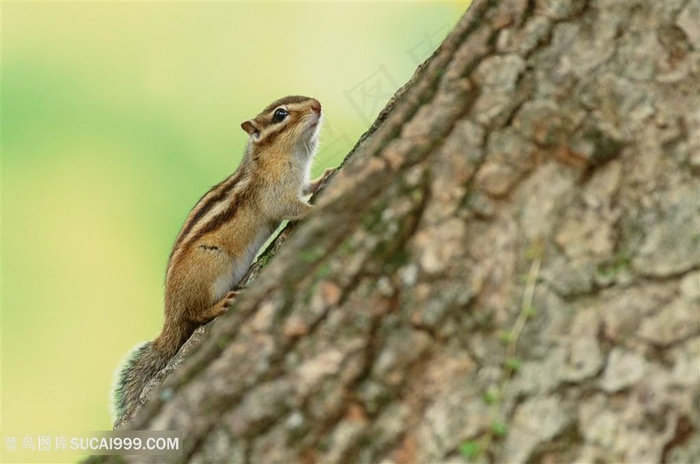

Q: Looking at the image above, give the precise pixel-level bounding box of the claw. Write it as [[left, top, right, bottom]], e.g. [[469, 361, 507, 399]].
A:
[[306, 167, 337, 195], [223, 290, 240, 308]]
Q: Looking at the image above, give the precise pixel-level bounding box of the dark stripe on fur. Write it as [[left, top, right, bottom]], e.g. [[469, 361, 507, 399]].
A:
[[169, 169, 244, 261], [258, 95, 312, 116], [170, 184, 256, 270]]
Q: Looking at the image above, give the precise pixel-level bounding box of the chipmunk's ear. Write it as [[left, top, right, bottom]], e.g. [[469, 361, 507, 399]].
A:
[[241, 120, 260, 138]]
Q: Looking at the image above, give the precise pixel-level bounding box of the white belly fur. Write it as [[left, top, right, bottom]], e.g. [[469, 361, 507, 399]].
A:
[[210, 228, 272, 302]]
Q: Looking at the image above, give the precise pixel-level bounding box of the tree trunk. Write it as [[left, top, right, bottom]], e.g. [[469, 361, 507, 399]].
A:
[[106, 0, 700, 462]]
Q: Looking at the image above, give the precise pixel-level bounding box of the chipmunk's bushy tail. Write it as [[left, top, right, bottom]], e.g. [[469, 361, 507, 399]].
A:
[[111, 341, 173, 421]]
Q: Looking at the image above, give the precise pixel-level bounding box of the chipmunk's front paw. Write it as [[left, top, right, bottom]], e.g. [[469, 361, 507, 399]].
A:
[[306, 168, 337, 195], [318, 167, 336, 185]]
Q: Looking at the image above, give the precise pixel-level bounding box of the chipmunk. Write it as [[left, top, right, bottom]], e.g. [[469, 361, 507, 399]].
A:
[[113, 95, 333, 420]]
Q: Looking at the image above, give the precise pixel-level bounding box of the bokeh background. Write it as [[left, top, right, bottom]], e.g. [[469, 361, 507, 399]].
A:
[[2, 0, 466, 437]]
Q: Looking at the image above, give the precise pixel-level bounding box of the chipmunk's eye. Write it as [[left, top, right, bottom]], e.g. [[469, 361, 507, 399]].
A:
[[272, 108, 288, 123]]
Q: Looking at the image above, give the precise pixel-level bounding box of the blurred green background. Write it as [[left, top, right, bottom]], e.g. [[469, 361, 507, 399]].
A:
[[2, 1, 465, 435]]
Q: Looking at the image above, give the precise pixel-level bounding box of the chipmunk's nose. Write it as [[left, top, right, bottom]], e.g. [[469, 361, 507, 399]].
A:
[[310, 99, 321, 114]]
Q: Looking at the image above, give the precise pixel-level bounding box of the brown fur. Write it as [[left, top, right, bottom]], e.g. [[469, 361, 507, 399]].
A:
[[113, 96, 331, 419]]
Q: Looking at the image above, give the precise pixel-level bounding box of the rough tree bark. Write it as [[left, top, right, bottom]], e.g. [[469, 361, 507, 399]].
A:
[[105, 0, 700, 462]]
